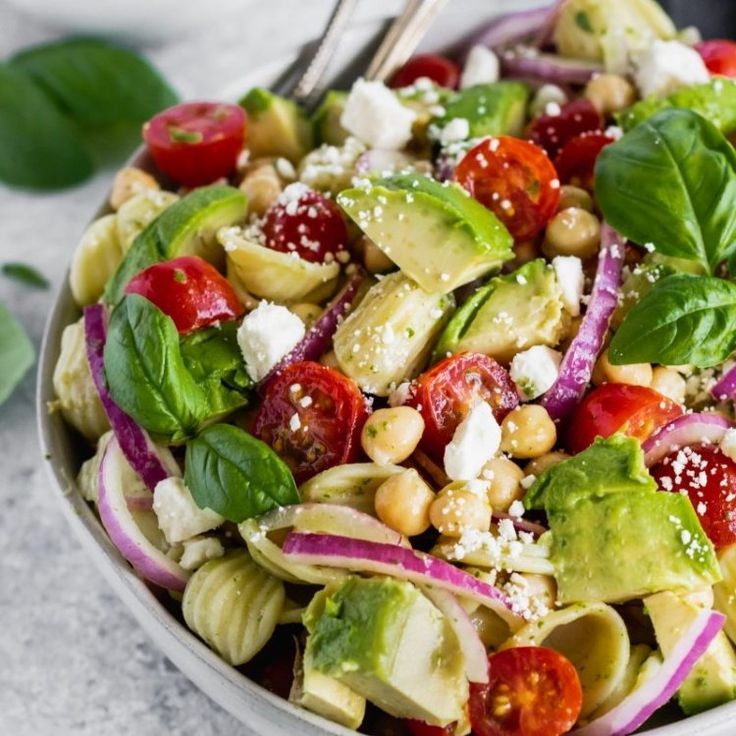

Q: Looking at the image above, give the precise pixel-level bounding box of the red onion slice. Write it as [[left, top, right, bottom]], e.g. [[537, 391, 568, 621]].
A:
[[711, 365, 736, 401], [98, 437, 189, 591], [573, 609, 725, 736], [462, 7, 553, 54], [282, 532, 523, 629], [501, 50, 603, 86], [84, 304, 179, 492], [642, 413, 733, 467], [492, 512, 546, 538], [542, 223, 625, 422]]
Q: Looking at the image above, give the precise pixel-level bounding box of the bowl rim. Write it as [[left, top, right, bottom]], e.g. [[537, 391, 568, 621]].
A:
[[34, 11, 736, 736]]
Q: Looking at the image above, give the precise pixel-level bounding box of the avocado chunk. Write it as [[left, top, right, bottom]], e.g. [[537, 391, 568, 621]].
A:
[[645, 591, 736, 714], [430, 81, 530, 140], [240, 87, 313, 163], [338, 174, 513, 293], [618, 79, 736, 134], [105, 185, 246, 304], [303, 577, 468, 726], [434, 259, 567, 365], [312, 90, 350, 146]]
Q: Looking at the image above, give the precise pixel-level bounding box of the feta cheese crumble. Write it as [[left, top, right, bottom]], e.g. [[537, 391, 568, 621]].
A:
[[444, 402, 501, 481], [633, 40, 710, 100], [179, 535, 225, 571], [237, 301, 305, 382], [438, 117, 470, 145], [721, 428, 736, 463], [552, 255, 585, 317], [510, 345, 562, 401], [153, 477, 224, 545], [460, 45, 500, 89]]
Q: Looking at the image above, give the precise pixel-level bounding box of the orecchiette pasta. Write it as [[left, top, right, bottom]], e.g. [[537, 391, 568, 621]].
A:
[[115, 190, 180, 253]]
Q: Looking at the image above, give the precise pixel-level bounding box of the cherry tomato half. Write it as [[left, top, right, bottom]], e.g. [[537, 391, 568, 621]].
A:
[[695, 39, 736, 77], [469, 647, 583, 736], [566, 383, 683, 455], [527, 99, 603, 160], [404, 720, 455, 736], [408, 352, 519, 460], [254, 361, 369, 484], [124, 256, 244, 334], [555, 132, 614, 191], [389, 54, 461, 89], [455, 136, 561, 241], [261, 185, 349, 264], [652, 444, 736, 549], [143, 101, 246, 187]]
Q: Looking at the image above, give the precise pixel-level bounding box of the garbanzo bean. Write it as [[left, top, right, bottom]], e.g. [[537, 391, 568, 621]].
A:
[[592, 349, 652, 387], [361, 407, 425, 465], [558, 185, 594, 213], [482, 457, 525, 512], [374, 469, 435, 537], [525, 451, 570, 477], [584, 73, 637, 115], [429, 484, 492, 537], [239, 162, 282, 216], [543, 207, 601, 259], [109, 167, 159, 210], [500, 405, 557, 459], [650, 366, 686, 404], [362, 237, 394, 274]]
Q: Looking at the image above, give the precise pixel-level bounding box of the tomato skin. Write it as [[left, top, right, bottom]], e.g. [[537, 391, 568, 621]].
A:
[[408, 353, 519, 460], [403, 720, 455, 736], [261, 186, 349, 264], [695, 39, 736, 77], [143, 101, 246, 187], [254, 361, 369, 484], [527, 99, 603, 159], [469, 647, 583, 736], [652, 444, 736, 549], [124, 256, 244, 334], [566, 383, 683, 455], [455, 136, 561, 240], [554, 132, 614, 191], [389, 54, 461, 89]]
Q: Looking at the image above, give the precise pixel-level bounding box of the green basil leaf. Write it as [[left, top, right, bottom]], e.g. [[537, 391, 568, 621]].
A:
[[608, 274, 736, 368], [185, 424, 299, 522], [0, 303, 35, 406], [104, 294, 207, 441], [11, 38, 177, 129], [596, 109, 736, 274], [1, 262, 49, 289], [0, 63, 92, 189]]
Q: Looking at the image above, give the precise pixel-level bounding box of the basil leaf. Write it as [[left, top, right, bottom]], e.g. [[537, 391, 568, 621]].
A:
[[0, 63, 92, 189], [104, 295, 208, 441], [608, 274, 736, 368], [596, 109, 736, 274], [185, 424, 299, 522], [1, 262, 48, 289], [0, 303, 35, 406]]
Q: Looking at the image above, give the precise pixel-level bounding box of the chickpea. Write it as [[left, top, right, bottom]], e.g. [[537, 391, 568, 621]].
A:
[[109, 167, 159, 210], [584, 73, 637, 116], [374, 469, 435, 537], [592, 349, 652, 387], [525, 451, 570, 477], [429, 483, 492, 537], [650, 366, 686, 404], [558, 185, 594, 213], [361, 407, 425, 465], [362, 237, 394, 274], [239, 162, 282, 216], [481, 457, 524, 512], [290, 302, 323, 328], [500, 406, 557, 459], [543, 207, 601, 259]]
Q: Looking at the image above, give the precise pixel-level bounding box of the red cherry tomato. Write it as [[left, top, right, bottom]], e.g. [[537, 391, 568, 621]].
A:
[[254, 361, 369, 483], [124, 256, 244, 334], [404, 720, 455, 736], [527, 99, 603, 159], [469, 647, 583, 736], [554, 132, 614, 191], [566, 383, 683, 455], [695, 39, 736, 77], [408, 352, 519, 460], [389, 54, 461, 89], [261, 186, 349, 264], [143, 101, 246, 187], [455, 136, 561, 240], [651, 444, 736, 549]]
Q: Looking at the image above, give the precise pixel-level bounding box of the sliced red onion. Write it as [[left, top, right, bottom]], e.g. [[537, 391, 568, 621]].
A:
[[461, 7, 553, 55], [282, 532, 523, 629], [501, 50, 603, 86], [711, 365, 736, 401], [98, 437, 189, 591], [356, 150, 414, 176], [421, 586, 489, 684], [542, 223, 625, 422], [260, 268, 365, 386], [84, 304, 179, 492], [492, 512, 546, 537], [642, 413, 733, 467], [574, 609, 725, 736]]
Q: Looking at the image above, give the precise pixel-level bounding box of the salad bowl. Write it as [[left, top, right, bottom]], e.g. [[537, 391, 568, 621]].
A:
[[36, 3, 736, 735]]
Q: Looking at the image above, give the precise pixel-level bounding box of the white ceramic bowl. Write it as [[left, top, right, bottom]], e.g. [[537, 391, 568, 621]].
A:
[[37, 7, 736, 735]]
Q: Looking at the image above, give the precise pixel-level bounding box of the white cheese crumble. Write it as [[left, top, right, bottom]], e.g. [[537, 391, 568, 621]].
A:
[[633, 40, 710, 100], [152, 477, 224, 545], [552, 255, 585, 317], [179, 536, 225, 571], [438, 117, 470, 145], [510, 345, 562, 401], [530, 84, 568, 117], [444, 402, 501, 481], [340, 78, 416, 150], [237, 301, 305, 382], [388, 381, 412, 407], [721, 428, 736, 463], [460, 45, 500, 89]]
